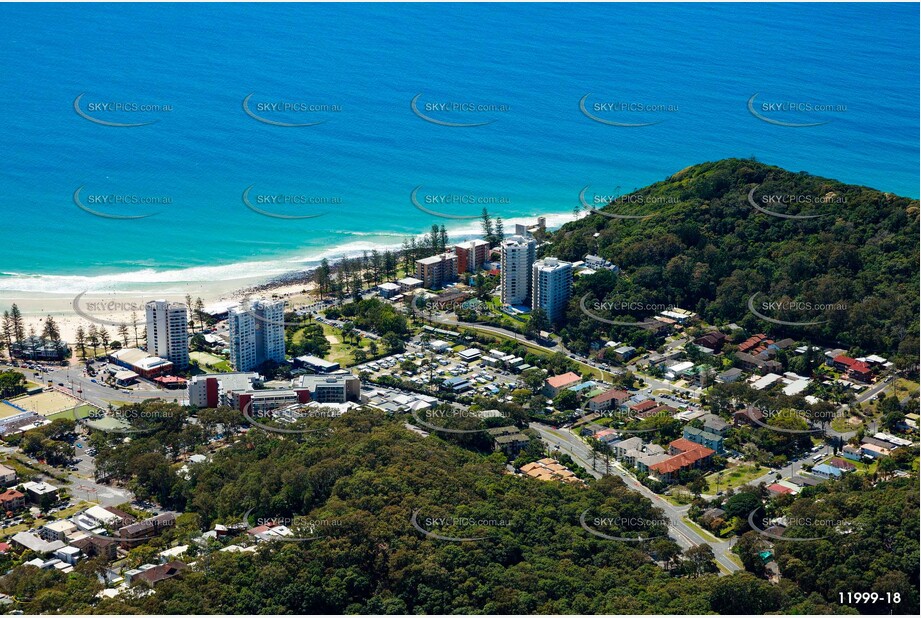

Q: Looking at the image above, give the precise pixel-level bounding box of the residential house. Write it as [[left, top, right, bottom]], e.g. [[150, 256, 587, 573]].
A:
[[812, 464, 843, 480], [734, 406, 764, 427], [0, 464, 16, 487], [0, 488, 26, 512], [717, 368, 744, 383], [648, 438, 714, 483], [735, 352, 783, 375], [683, 426, 724, 454], [588, 389, 630, 413], [700, 413, 730, 436], [118, 512, 176, 549], [543, 372, 581, 397], [133, 561, 187, 587], [487, 426, 530, 457]]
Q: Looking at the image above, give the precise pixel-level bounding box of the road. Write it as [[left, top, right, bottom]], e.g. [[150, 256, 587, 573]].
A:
[[529, 422, 741, 574]]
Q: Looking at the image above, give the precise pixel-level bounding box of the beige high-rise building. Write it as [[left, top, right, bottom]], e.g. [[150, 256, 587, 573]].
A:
[[500, 235, 536, 305]]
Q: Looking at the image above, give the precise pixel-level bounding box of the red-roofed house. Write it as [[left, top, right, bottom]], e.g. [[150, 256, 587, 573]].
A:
[[588, 389, 630, 413], [629, 400, 659, 414], [738, 334, 773, 355], [648, 439, 714, 482], [833, 355, 873, 382], [544, 372, 582, 397], [767, 483, 794, 496]]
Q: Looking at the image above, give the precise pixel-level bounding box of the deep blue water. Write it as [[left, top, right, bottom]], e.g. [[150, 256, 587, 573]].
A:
[[0, 2, 917, 291]]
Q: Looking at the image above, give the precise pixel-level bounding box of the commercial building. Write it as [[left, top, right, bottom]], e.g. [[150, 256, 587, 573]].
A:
[[109, 347, 174, 379], [531, 258, 573, 323], [397, 277, 424, 293], [294, 355, 340, 373], [227, 299, 286, 371], [500, 235, 536, 305], [188, 372, 262, 408], [454, 239, 490, 274], [415, 252, 458, 289], [296, 374, 360, 403], [377, 282, 401, 299], [145, 300, 189, 369]]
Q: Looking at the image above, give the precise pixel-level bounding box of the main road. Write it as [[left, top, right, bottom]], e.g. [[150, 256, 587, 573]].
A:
[[529, 421, 741, 574]]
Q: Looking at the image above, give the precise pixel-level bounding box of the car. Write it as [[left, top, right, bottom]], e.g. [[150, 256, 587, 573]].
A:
[[57, 382, 64, 386]]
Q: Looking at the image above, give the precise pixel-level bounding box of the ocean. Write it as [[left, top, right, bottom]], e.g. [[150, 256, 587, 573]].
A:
[[0, 2, 918, 294]]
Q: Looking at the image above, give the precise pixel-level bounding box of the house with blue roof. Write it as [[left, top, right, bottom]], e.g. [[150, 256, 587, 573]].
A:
[[812, 464, 842, 480]]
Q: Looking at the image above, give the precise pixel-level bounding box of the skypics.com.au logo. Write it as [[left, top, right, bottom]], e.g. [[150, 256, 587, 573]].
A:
[[579, 510, 669, 542], [747, 93, 846, 128], [410, 407, 513, 435], [745, 402, 840, 435], [578, 295, 672, 327], [241, 401, 337, 436], [74, 93, 172, 127], [242, 93, 341, 127], [747, 510, 853, 543], [579, 186, 677, 220], [242, 185, 336, 219], [73, 185, 170, 219], [71, 291, 154, 328], [410, 186, 510, 219], [410, 508, 511, 542], [240, 507, 343, 543], [411, 94, 509, 127], [746, 186, 843, 220], [747, 292, 848, 327], [579, 94, 677, 127]]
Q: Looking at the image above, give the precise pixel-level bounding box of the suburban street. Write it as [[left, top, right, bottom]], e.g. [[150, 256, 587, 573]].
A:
[[529, 422, 741, 574]]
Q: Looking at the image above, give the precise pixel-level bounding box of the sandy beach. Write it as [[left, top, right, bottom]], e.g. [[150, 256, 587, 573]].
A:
[[0, 275, 319, 347]]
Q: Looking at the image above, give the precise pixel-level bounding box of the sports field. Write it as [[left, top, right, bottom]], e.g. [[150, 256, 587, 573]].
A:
[[4, 390, 83, 416]]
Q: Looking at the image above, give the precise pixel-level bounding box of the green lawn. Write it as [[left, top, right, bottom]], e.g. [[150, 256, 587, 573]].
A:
[[47, 404, 98, 421], [831, 414, 864, 433], [704, 464, 768, 494], [190, 351, 233, 373]]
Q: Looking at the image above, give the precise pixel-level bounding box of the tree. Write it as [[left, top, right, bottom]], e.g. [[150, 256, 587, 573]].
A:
[[733, 530, 769, 576], [98, 327, 110, 355], [553, 389, 579, 412], [650, 538, 682, 571], [129, 311, 141, 347], [9, 303, 25, 344], [1, 311, 13, 359], [480, 208, 494, 245], [117, 323, 129, 349], [86, 325, 99, 358], [684, 544, 717, 577], [185, 294, 194, 333], [382, 332, 404, 354], [75, 326, 87, 359], [526, 308, 550, 337], [195, 297, 206, 333]]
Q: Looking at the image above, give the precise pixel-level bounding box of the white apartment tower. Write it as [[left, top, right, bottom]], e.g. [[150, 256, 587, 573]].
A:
[[532, 258, 573, 323], [500, 235, 536, 306], [145, 300, 189, 369], [228, 299, 286, 371]]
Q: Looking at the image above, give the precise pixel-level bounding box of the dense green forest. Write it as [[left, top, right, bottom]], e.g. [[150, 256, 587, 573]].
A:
[[554, 158, 919, 364], [4, 406, 917, 614]]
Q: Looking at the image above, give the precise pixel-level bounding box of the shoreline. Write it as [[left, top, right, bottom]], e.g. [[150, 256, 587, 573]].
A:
[[1, 210, 587, 344]]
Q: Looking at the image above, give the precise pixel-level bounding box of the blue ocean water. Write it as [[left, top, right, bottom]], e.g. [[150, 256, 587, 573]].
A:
[[0, 2, 917, 292]]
